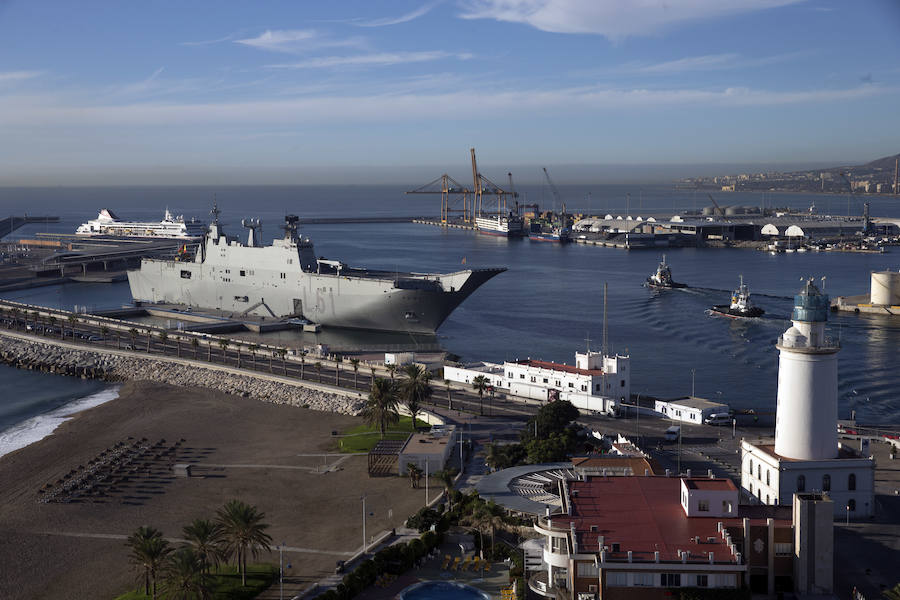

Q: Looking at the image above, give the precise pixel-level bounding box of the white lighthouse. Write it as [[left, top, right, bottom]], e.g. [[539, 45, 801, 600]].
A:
[[741, 279, 875, 518], [774, 280, 839, 460]]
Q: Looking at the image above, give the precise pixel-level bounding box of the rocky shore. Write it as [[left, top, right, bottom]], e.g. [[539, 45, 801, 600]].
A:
[[0, 333, 365, 415]]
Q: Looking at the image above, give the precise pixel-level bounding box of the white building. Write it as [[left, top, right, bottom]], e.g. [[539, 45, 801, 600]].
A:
[[443, 349, 629, 414], [654, 396, 729, 424], [741, 281, 875, 518]]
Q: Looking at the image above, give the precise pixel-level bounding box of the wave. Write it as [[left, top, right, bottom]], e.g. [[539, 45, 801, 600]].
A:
[[0, 386, 121, 459]]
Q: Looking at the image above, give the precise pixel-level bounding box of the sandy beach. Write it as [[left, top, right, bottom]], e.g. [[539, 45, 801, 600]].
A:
[[0, 380, 432, 600]]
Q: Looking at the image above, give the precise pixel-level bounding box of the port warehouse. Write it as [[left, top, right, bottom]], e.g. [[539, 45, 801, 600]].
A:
[[443, 350, 629, 415], [571, 214, 897, 245], [654, 396, 730, 424]]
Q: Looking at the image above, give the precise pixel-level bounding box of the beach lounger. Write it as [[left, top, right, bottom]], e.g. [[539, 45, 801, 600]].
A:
[[441, 555, 451, 570], [461, 557, 471, 571], [471, 556, 481, 571], [483, 561, 492, 573]]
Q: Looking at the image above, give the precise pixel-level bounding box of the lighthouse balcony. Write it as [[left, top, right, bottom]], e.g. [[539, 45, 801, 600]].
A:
[[776, 333, 840, 353]]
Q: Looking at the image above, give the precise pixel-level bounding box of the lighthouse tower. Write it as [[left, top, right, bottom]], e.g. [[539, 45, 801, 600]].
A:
[[774, 279, 839, 460]]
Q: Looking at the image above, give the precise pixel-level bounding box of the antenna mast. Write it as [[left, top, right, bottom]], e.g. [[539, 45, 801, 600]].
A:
[[602, 282, 608, 357]]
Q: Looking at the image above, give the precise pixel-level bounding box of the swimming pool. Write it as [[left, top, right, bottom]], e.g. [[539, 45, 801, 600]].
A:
[[397, 581, 490, 600]]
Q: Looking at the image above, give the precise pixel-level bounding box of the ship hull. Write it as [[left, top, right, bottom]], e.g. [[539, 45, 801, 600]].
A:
[[529, 233, 571, 243], [128, 262, 505, 334], [710, 305, 765, 319], [646, 279, 687, 289]]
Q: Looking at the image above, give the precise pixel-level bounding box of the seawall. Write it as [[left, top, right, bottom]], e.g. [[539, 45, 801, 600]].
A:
[[0, 330, 366, 416]]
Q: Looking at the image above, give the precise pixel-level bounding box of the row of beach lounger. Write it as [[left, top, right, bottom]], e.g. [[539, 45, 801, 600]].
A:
[[441, 554, 493, 573]]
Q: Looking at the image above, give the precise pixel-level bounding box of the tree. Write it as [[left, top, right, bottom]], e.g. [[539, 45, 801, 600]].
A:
[[435, 469, 458, 509], [10, 307, 20, 330], [218, 339, 229, 364], [182, 518, 224, 574], [407, 462, 423, 488], [364, 378, 399, 439], [444, 379, 452, 410], [216, 499, 273, 587], [461, 501, 506, 556], [386, 363, 397, 380], [126, 525, 172, 600], [236, 343, 242, 368], [163, 547, 211, 600], [191, 337, 199, 359], [472, 375, 489, 416], [67, 314, 78, 340], [48, 315, 58, 338], [158, 331, 168, 354], [129, 328, 138, 350], [349, 358, 360, 390], [401, 364, 432, 430], [314, 361, 323, 383], [523, 400, 581, 443], [278, 348, 288, 375], [145, 329, 153, 353], [883, 583, 900, 600], [248, 344, 259, 370], [299, 354, 305, 379], [100, 325, 110, 346], [334, 355, 342, 386]]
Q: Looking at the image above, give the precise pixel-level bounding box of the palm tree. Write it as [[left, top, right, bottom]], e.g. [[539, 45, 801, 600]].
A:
[[163, 547, 212, 600], [314, 361, 323, 383], [472, 375, 489, 416], [248, 344, 259, 370], [158, 331, 168, 354], [129, 328, 138, 350], [216, 499, 273, 587], [145, 328, 152, 352], [236, 343, 242, 368], [436, 469, 457, 509], [444, 379, 453, 410], [299, 354, 305, 379], [401, 364, 432, 430], [182, 518, 224, 574], [334, 355, 342, 386], [126, 525, 172, 600], [350, 358, 360, 390], [67, 314, 78, 340], [268, 349, 274, 373], [100, 325, 110, 346], [461, 502, 506, 556], [278, 348, 288, 375], [191, 337, 200, 359], [11, 307, 21, 330], [407, 462, 423, 488], [364, 378, 399, 438], [386, 363, 397, 381], [48, 315, 57, 337], [218, 339, 229, 364], [883, 583, 900, 600]]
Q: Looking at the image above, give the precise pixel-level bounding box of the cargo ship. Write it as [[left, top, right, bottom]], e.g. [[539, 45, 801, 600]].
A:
[[76, 209, 206, 239], [710, 276, 765, 319], [127, 208, 506, 334], [475, 213, 526, 237]]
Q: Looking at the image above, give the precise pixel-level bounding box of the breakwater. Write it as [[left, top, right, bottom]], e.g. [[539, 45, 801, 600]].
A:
[[0, 333, 365, 416]]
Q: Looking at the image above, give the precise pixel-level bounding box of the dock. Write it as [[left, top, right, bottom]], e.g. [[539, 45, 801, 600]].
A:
[[832, 294, 900, 316], [0, 215, 60, 237]]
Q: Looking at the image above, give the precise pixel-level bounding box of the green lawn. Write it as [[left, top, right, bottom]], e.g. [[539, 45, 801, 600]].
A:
[[116, 563, 277, 600], [336, 416, 429, 453]]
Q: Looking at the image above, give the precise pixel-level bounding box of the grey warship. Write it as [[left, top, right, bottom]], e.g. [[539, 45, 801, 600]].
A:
[[127, 208, 505, 333]]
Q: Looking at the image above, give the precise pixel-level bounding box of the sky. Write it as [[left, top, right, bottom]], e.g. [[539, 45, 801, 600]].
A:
[[0, 0, 899, 185]]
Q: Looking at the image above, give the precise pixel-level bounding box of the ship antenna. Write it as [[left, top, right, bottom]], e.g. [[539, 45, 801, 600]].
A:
[[210, 198, 220, 224], [602, 282, 608, 357], [584, 331, 592, 354]]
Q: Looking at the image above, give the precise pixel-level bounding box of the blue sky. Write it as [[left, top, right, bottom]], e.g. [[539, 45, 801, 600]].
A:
[[0, 0, 898, 184]]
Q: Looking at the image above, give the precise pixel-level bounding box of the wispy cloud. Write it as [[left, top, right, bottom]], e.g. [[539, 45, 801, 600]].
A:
[[618, 51, 808, 75], [234, 29, 365, 54], [0, 70, 43, 83], [458, 0, 804, 39], [180, 32, 243, 46], [355, 3, 439, 27], [266, 51, 473, 69], [1, 84, 890, 128]]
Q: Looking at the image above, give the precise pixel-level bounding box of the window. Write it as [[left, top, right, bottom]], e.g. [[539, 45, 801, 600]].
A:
[[749, 459, 754, 474], [722, 500, 732, 514], [620, 380, 625, 387], [758, 465, 762, 480], [718, 574, 737, 588], [544, 378, 549, 384], [568, 382, 574, 388], [508, 372, 513, 378], [556, 380, 561, 386], [696, 575, 708, 588], [698, 500, 709, 512], [180, 270, 191, 279], [577, 562, 600, 578], [848, 498, 856, 511], [849, 473, 856, 491], [520, 374, 525, 379], [797, 475, 806, 492], [239, 270, 246, 276], [581, 384, 587, 391], [606, 572, 627, 586], [530, 376, 536, 383], [765, 494, 769, 504], [823, 474, 831, 492], [766, 470, 770, 485], [595, 383, 601, 391], [633, 573, 654, 587], [774, 542, 792, 556], [661, 573, 681, 587]]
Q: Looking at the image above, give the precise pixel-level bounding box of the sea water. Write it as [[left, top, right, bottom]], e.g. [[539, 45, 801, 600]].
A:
[[1, 184, 898, 440]]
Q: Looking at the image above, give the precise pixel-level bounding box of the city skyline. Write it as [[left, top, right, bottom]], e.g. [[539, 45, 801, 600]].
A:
[[1, 0, 899, 184]]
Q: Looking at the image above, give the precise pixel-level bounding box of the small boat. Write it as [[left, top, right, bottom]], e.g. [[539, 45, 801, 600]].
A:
[[710, 275, 764, 319], [646, 255, 687, 289], [529, 226, 571, 243]]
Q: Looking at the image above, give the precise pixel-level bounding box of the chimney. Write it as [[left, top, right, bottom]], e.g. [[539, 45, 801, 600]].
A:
[[686, 468, 692, 478], [709, 552, 714, 564], [708, 469, 714, 478], [627, 550, 633, 563], [654, 550, 660, 563]]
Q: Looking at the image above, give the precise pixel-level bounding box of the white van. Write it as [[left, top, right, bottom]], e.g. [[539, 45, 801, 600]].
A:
[[664, 426, 681, 442], [705, 413, 732, 426]]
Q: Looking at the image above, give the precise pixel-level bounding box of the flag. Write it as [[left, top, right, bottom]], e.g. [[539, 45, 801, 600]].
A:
[[461, 256, 466, 265]]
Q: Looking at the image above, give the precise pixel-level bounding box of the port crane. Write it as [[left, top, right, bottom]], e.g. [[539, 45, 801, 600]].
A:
[[706, 193, 730, 221], [542, 167, 568, 225], [406, 148, 516, 224]]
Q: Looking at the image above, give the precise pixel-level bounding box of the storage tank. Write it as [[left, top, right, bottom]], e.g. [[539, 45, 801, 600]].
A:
[[870, 270, 900, 306]]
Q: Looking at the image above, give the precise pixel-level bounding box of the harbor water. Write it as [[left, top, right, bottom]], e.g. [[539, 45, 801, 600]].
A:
[[1, 184, 898, 448]]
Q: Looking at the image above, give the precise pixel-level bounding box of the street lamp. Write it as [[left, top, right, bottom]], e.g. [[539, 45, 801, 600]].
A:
[[846, 504, 850, 526], [361, 495, 367, 554]]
